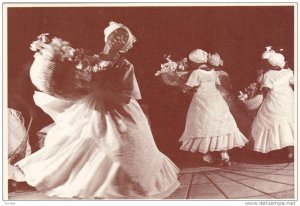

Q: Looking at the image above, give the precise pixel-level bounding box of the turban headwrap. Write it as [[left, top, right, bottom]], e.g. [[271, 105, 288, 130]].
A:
[[188, 49, 208, 64], [104, 21, 137, 53]]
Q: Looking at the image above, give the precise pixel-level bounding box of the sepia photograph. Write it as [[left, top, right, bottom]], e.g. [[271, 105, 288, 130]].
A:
[[2, 2, 297, 203]]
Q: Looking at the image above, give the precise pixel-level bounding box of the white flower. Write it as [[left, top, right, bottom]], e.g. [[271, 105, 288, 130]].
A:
[[61, 46, 76, 60], [155, 55, 188, 76], [265, 46, 272, 51], [208, 53, 223, 67], [160, 61, 178, 72], [51, 37, 70, 49], [262, 46, 275, 59], [30, 33, 110, 73], [177, 57, 188, 71], [30, 40, 46, 51], [155, 71, 162, 76], [30, 42, 38, 51], [37, 33, 50, 43], [238, 91, 248, 102], [76, 63, 83, 70]]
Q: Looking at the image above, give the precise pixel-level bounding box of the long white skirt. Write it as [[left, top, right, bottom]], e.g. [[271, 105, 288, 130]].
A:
[[251, 87, 294, 153], [180, 90, 248, 153], [16, 92, 179, 199]]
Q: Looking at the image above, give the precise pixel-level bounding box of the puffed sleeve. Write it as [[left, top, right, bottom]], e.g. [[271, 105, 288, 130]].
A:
[[261, 72, 274, 90], [185, 70, 200, 87]]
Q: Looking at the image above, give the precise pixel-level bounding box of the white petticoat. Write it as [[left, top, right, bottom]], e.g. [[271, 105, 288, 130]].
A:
[[179, 70, 248, 154], [252, 122, 294, 153], [251, 69, 294, 153], [180, 131, 248, 153]]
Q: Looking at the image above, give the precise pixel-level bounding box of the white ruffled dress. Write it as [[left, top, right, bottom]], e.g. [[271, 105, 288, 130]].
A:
[[179, 68, 248, 153], [16, 58, 180, 199], [251, 69, 294, 153]]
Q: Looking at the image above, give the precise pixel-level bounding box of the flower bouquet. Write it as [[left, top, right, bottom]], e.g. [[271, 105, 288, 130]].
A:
[[238, 82, 263, 111], [29, 33, 108, 100], [154, 55, 190, 87]]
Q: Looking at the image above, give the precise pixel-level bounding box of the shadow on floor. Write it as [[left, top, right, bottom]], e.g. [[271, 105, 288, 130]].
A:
[[166, 147, 293, 169]]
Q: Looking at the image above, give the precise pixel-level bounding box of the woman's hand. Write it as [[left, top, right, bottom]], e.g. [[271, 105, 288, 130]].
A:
[[238, 91, 248, 102], [181, 84, 194, 94]]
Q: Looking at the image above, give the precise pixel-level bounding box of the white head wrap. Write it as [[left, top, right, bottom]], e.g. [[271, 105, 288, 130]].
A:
[[262, 46, 275, 59], [188, 49, 208, 64], [104, 21, 137, 53], [208, 53, 224, 66], [268, 52, 286, 68]]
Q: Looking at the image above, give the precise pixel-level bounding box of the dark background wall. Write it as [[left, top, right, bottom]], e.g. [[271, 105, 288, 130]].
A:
[[7, 6, 294, 160]]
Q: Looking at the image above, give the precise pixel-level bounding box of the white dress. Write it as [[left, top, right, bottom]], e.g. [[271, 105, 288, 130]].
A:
[[8, 108, 31, 181], [251, 68, 294, 153], [215, 69, 252, 135], [179, 68, 248, 153], [16, 58, 180, 199]]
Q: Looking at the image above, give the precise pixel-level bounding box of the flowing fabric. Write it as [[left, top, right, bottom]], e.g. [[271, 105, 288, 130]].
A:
[[16, 58, 180, 199], [251, 69, 294, 153], [8, 108, 31, 181], [216, 70, 252, 136], [179, 69, 248, 153]]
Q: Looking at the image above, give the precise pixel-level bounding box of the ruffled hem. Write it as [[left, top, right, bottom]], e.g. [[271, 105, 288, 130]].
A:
[[252, 122, 294, 153], [180, 131, 248, 153], [16, 137, 180, 199]]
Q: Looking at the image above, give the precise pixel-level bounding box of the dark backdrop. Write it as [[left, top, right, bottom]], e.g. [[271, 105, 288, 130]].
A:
[[7, 6, 294, 161]]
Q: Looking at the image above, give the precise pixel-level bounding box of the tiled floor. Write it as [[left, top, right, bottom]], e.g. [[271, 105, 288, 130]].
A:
[[8, 162, 295, 200], [168, 162, 294, 199]]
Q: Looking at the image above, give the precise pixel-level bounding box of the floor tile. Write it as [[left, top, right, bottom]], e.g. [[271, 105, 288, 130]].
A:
[[191, 173, 210, 185], [259, 174, 294, 185], [234, 163, 287, 168], [178, 173, 193, 185], [216, 181, 265, 199], [238, 179, 294, 194], [282, 168, 295, 171], [271, 170, 294, 176], [188, 183, 226, 199], [270, 189, 295, 199], [231, 167, 279, 173], [167, 185, 189, 199], [205, 172, 232, 183], [222, 170, 266, 178], [216, 170, 250, 181], [180, 166, 220, 173]]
